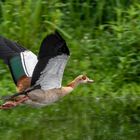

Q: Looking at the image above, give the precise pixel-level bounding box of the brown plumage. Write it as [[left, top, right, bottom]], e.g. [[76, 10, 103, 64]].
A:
[[16, 76, 31, 92]]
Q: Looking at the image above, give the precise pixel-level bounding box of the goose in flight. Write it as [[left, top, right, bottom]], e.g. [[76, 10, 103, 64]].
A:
[[0, 31, 94, 109]]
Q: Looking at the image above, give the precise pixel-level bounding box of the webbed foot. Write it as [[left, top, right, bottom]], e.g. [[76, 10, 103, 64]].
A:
[[0, 96, 29, 109]]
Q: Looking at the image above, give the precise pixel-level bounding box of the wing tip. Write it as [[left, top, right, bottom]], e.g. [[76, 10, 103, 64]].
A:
[[54, 30, 70, 56]]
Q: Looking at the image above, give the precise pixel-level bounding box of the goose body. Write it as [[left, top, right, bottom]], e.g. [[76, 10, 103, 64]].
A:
[[0, 31, 93, 109], [24, 87, 73, 107], [25, 75, 93, 107]]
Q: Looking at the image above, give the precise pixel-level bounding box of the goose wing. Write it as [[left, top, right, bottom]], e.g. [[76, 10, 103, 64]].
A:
[[0, 36, 38, 84], [31, 31, 70, 90]]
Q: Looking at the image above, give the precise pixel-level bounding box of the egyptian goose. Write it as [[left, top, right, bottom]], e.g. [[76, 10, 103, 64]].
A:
[[0, 31, 94, 109]]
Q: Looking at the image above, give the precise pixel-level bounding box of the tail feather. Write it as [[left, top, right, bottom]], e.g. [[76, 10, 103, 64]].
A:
[[1, 92, 26, 101], [0, 36, 26, 63], [0, 85, 39, 101]]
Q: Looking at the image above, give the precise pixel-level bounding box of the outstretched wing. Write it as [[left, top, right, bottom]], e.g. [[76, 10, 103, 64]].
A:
[[31, 31, 70, 90], [0, 36, 38, 85]]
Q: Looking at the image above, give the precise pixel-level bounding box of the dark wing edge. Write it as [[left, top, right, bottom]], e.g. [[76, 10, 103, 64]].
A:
[[0, 36, 26, 63]]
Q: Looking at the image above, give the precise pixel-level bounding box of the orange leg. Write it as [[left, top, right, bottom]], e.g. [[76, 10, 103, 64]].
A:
[[0, 96, 29, 110]]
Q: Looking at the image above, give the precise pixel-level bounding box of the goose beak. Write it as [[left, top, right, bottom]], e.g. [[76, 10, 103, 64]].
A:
[[87, 79, 94, 83]]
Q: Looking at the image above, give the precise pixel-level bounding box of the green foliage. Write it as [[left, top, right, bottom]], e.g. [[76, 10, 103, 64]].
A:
[[0, 0, 140, 139]]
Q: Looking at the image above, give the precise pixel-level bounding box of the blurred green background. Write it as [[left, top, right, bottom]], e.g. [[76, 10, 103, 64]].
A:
[[0, 0, 140, 140]]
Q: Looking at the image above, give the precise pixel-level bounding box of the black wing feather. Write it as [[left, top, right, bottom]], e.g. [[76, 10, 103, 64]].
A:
[[0, 36, 26, 63]]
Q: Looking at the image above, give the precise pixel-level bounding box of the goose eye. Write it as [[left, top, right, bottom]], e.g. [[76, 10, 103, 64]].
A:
[[82, 75, 87, 80]]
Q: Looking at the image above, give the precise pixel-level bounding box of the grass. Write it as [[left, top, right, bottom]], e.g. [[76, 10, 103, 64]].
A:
[[0, 95, 139, 140]]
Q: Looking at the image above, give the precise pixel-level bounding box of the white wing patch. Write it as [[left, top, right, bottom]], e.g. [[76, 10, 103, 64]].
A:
[[35, 54, 69, 90], [20, 51, 38, 77]]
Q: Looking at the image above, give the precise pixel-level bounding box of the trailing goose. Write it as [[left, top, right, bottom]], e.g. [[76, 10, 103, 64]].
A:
[[0, 31, 94, 109]]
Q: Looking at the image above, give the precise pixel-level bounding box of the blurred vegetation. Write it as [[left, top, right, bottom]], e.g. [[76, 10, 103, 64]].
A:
[[0, 0, 140, 140]]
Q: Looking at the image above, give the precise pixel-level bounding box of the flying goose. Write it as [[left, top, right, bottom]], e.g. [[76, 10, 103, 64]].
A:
[[0, 31, 94, 109]]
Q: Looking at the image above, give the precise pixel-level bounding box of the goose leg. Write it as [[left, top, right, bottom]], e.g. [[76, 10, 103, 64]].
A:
[[0, 96, 29, 109]]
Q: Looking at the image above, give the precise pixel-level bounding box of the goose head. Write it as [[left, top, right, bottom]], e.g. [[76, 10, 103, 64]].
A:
[[75, 75, 94, 84]]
